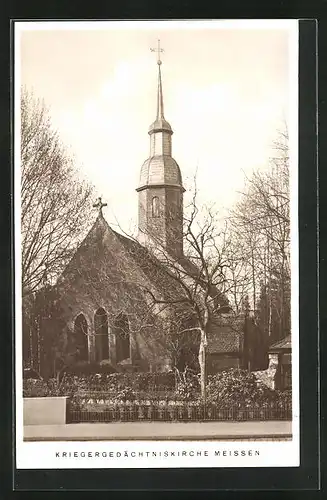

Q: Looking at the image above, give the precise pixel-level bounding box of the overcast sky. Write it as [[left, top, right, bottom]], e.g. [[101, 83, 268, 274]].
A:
[[17, 21, 297, 234]]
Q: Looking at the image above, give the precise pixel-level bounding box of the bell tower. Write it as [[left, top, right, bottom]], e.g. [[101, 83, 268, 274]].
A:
[[136, 40, 185, 257]]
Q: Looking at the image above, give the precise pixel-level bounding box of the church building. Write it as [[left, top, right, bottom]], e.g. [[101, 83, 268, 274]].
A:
[[23, 46, 245, 378]]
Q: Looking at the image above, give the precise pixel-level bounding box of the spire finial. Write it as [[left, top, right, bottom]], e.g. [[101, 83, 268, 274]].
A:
[[93, 196, 107, 216], [150, 39, 165, 119], [150, 38, 164, 65]]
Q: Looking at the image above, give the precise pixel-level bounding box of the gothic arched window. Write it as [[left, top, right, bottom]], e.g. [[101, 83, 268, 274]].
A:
[[74, 314, 89, 362], [94, 308, 109, 362], [152, 196, 160, 218], [114, 313, 130, 363]]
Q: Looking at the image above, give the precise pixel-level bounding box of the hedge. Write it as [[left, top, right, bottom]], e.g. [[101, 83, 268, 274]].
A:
[[23, 368, 292, 410], [63, 361, 117, 376], [206, 369, 292, 407], [23, 371, 177, 397]]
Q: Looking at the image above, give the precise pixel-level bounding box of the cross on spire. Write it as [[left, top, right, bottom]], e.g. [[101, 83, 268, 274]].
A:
[[150, 39, 164, 65], [93, 196, 107, 216]]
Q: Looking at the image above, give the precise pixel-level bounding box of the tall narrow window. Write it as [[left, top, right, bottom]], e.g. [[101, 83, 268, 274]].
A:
[[94, 308, 109, 362], [74, 314, 89, 362], [152, 196, 160, 218], [114, 313, 130, 363]]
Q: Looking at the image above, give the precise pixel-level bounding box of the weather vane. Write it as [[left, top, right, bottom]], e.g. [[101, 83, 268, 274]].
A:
[[150, 39, 164, 65]]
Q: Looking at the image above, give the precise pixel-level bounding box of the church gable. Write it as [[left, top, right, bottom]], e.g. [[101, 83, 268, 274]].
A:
[[54, 211, 186, 371]]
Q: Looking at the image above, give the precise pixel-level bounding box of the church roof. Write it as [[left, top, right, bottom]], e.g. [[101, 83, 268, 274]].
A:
[[148, 117, 172, 134], [112, 226, 190, 301], [149, 52, 171, 134], [137, 44, 184, 193], [59, 212, 187, 306], [138, 155, 183, 191]]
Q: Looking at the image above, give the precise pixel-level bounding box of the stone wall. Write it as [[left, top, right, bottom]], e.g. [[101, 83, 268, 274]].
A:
[[24, 397, 68, 425]]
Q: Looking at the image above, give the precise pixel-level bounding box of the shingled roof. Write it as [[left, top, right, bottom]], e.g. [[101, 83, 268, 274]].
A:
[[207, 324, 243, 354], [269, 334, 292, 352], [59, 213, 187, 307], [112, 227, 187, 301]]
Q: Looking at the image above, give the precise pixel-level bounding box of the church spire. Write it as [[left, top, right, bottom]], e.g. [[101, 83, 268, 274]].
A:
[[152, 39, 165, 120], [149, 39, 172, 136], [136, 40, 184, 257], [157, 62, 164, 119]]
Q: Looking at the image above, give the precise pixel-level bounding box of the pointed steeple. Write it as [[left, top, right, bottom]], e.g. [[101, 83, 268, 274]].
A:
[[137, 39, 184, 190], [156, 58, 164, 119], [149, 40, 172, 135], [136, 40, 184, 257]]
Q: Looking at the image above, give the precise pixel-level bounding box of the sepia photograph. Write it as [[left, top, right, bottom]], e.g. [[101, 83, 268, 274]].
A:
[[15, 20, 299, 469]]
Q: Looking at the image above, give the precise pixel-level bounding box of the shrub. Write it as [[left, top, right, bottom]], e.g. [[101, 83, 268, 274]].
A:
[[47, 376, 79, 397], [125, 372, 176, 391], [173, 369, 200, 401], [58, 369, 175, 392], [115, 387, 137, 402], [175, 381, 199, 401], [23, 375, 82, 398], [274, 389, 292, 407], [81, 372, 176, 392], [63, 361, 117, 376], [206, 368, 287, 408], [23, 367, 42, 380], [23, 378, 49, 397]]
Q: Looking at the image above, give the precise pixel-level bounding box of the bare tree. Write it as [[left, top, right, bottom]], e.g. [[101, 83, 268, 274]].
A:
[[55, 176, 239, 400], [100, 185, 237, 401], [229, 128, 290, 342], [20, 88, 95, 296]]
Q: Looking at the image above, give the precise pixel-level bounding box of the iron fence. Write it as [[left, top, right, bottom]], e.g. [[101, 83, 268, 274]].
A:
[[67, 402, 292, 423]]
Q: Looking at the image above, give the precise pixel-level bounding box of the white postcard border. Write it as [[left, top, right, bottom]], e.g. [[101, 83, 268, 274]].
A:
[[14, 19, 300, 470]]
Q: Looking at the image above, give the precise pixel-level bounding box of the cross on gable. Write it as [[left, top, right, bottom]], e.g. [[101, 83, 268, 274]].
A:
[[150, 39, 164, 65], [93, 196, 107, 214]]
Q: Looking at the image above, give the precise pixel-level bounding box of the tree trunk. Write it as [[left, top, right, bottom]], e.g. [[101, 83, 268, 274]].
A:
[[251, 247, 256, 312], [36, 319, 41, 375], [198, 331, 207, 403]]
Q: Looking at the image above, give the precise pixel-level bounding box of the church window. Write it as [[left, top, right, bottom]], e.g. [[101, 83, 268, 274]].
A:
[[94, 308, 109, 362], [152, 196, 160, 218], [114, 313, 130, 363], [74, 314, 89, 362]]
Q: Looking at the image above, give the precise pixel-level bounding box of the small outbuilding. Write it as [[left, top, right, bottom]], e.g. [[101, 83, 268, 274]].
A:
[[268, 334, 292, 390], [207, 323, 244, 373]]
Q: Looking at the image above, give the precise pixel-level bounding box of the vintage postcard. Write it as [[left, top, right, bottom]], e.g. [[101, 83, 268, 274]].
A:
[[15, 19, 299, 470]]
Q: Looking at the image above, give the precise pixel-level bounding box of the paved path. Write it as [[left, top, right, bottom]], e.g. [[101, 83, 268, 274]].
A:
[[24, 421, 292, 441]]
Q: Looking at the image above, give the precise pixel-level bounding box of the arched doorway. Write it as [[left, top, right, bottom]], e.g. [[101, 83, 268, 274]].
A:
[[94, 308, 109, 362], [74, 314, 89, 361], [114, 313, 130, 363]]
